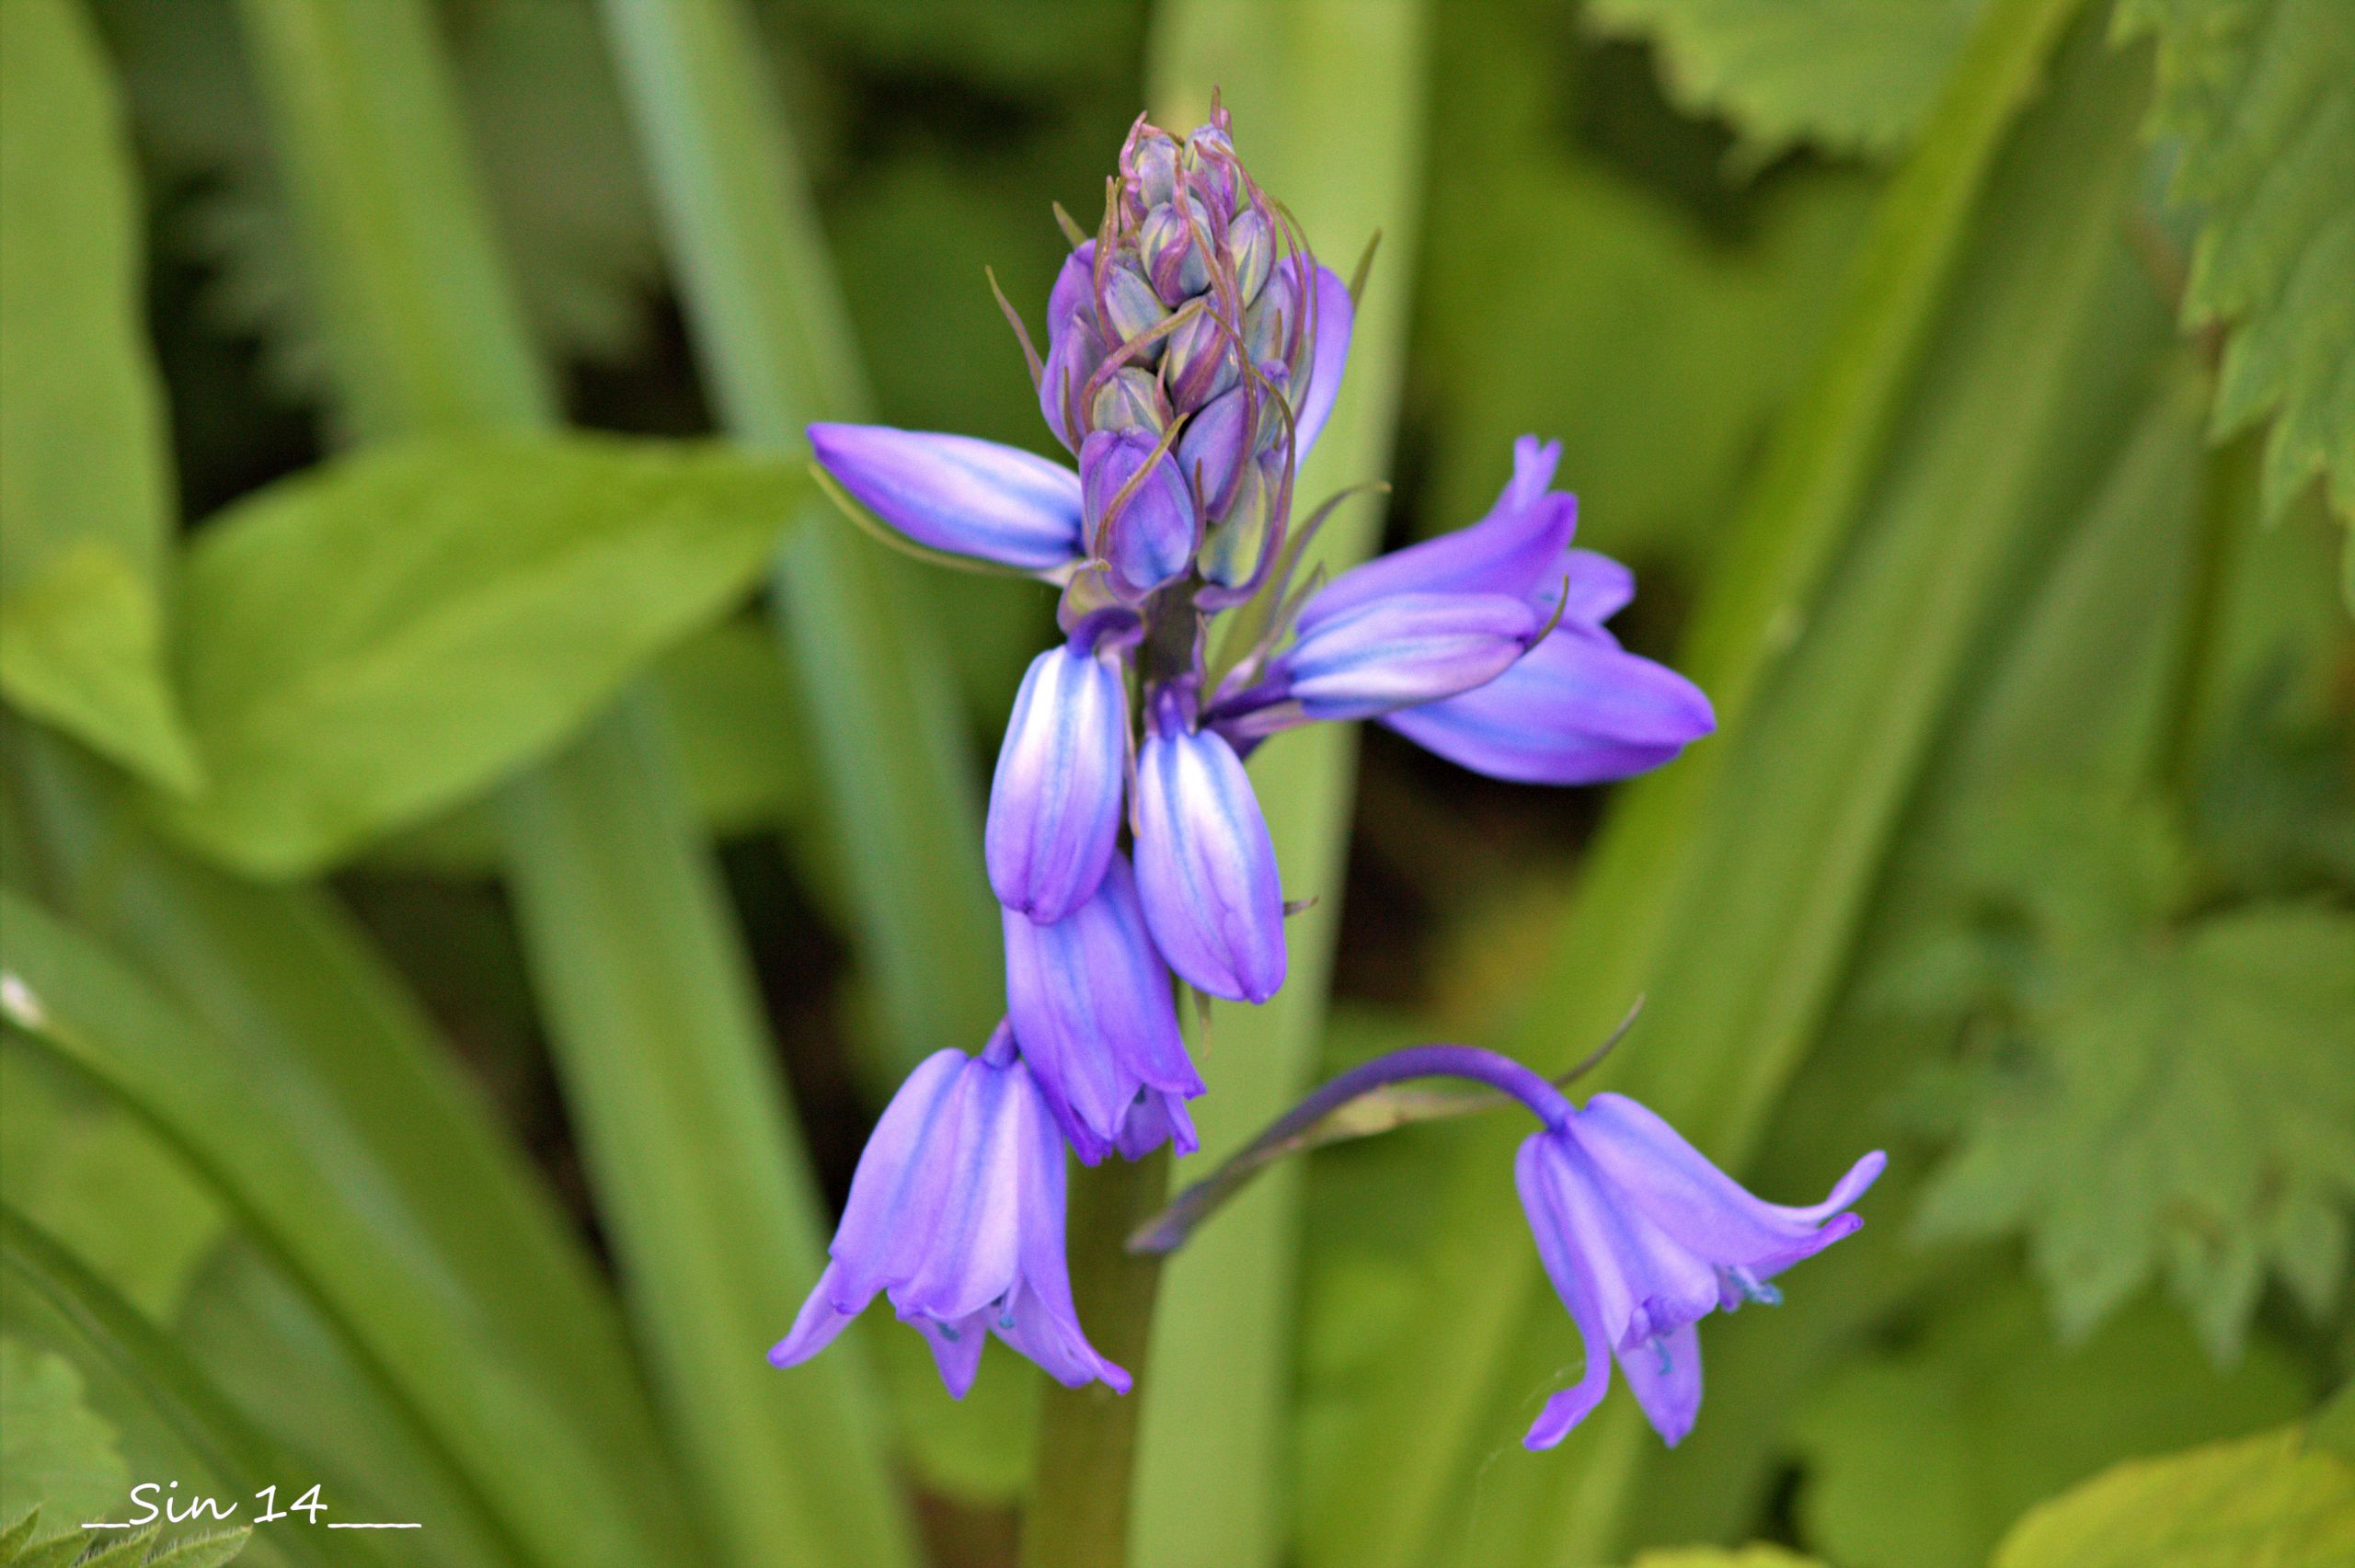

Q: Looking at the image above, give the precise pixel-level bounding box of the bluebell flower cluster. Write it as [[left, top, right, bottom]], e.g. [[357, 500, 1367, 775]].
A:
[[773, 107, 1873, 1448]]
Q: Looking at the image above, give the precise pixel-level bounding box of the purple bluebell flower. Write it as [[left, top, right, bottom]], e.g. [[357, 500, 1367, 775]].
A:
[[1517, 1093, 1882, 1447], [809, 424, 1085, 574], [770, 1029, 1128, 1396], [1132, 1042, 1879, 1448], [1133, 685, 1287, 1002], [1003, 854, 1202, 1162], [987, 617, 1134, 923], [1270, 590, 1544, 722]]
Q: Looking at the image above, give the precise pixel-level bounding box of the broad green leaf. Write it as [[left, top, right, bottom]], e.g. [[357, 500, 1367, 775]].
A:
[[0, 1209, 351, 1568], [0, 0, 199, 792], [1791, 1287, 2305, 1568], [599, 0, 1005, 1093], [2116, 0, 2355, 522], [374, 616, 815, 874], [1629, 1551, 1821, 1568], [1991, 1425, 2355, 1567], [1315, 8, 2126, 1563], [1588, 0, 1989, 161], [1131, 10, 1430, 1568], [0, 1338, 129, 1528], [150, 435, 805, 876], [0, 891, 674, 1568], [0, 1046, 224, 1319]]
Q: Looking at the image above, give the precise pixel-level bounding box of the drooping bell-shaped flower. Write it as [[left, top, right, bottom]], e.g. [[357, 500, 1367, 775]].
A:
[[770, 1031, 1128, 1397], [1002, 854, 1202, 1162], [986, 616, 1134, 922], [1516, 1093, 1883, 1448], [1133, 684, 1286, 1003], [810, 423, 1086, 574]]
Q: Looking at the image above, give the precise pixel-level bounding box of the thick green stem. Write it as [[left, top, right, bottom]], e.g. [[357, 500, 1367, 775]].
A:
[[1021, 1150, 1172, 1568]]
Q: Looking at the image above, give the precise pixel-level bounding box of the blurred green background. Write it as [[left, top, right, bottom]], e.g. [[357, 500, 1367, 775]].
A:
[[1, 1, 2349, 1566]]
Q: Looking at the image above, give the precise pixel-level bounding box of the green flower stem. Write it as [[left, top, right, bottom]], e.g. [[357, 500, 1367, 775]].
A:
[[1019, 1150, 1173, 1568]]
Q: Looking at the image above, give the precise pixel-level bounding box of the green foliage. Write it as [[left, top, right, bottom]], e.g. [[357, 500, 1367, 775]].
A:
[[0, 0, 198, 792], [1908, 788, 2355, 1358], [61, 1525, 253, 1568], [1991, 1425, 2355, 1567], [97, 0, 664, 389], [0, 1049, 224, 1319], [149, 435, 805, 876], [1587, 0, 1988, 161], [1791, 1286, 2306, 1568], [1419, 0, 1874, 569], [1627, 1551, 1821, 1568], [0, 1340, 129, 1529], [2116, 0, 2355, 523]]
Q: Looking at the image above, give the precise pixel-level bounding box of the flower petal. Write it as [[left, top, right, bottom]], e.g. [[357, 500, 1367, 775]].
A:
[[1133, 707, 1287, 1002], [1558, 548, 1635, 624], [811, 423, 1084, 571], [1301, 437, 1575, 627], [1082, 427, 1198, 595], [1573, 1093, 1884, 1276], [1003, 856, 1200, 1159], [1281, 591, 1540, 721], [1616, 1320, 1703, 1447], [1530, 1127, 1720, 1351], [913, 1310, 991, 1399], [826, 1049, 970, 1298], [769, 1259, 864, 1368], [1383, 624, 1714, 784], [987, 640, 1129, 921], [1290, 261, 1354, 461], [1515, 1135, 1614, 1448], [897, 1055, 1032, 1319]]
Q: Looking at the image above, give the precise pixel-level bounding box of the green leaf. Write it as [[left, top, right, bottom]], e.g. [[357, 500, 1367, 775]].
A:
[[1914, 878, 2355, 1358], [1419, 0, 1875, 568], [0, 1210, 350, 1568], [374, 616, 814, 874], [1791, 1286, 2306, 1568], [0, 890, 679, 1568], [0, 1046, 226, 1320], [0, 1338, 129, 1529], [1628, 1551, 1822, 1568], [1992, 1425, 2355, 1567], [141, 1529, 252, 1568], [1, 1509, 39, 1559], [149, 435, 805, 876], [2116, 0, 2355, 522], [598, 0, 1006, 1092], [1588, 0, 1990, 162], [0, 0, 199, 792]]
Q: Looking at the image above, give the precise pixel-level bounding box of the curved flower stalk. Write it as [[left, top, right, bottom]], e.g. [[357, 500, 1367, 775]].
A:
[[1131, 1042, 1884, 1448], [778, 102, 1721, 1407]]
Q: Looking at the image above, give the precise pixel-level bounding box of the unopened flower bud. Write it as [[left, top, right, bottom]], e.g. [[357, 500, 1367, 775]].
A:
[[1101, 262, 1169, 356], [987, 634, 1130, 923], [1277, 590, 1542, 720], [1243, 264, 1300, 368], [1163, 308, 1240, 414], [1228, 207, 1275, 303], [1092, 367, 1167, 434], [1134, 685, 1286, 1002], [1142, 197, 1213, 305], [1127, 127, 1179, 212], [1178, 381, 1253, 517], [1198, 453, 1278, 588], [1082, 427, 1196, 596], [1181, 122, 1242, 214]]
